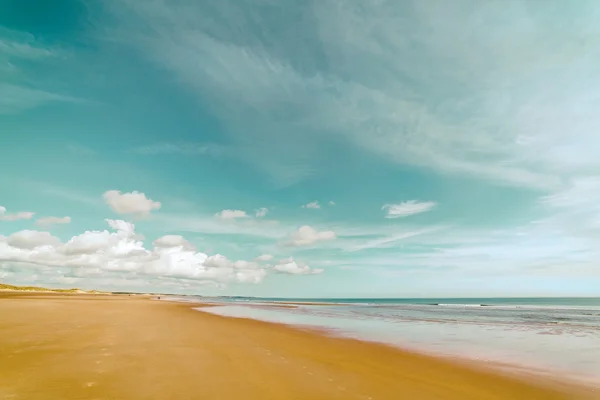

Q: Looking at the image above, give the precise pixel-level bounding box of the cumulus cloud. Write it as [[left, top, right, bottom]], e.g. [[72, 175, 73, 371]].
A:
[[273, 258, 324, 275], [103, 190, 161, 217], [0, 219, 305, 286], [285, 226, 336, 246], [215, 209, 248, 219], [36, 216, 71, 227], [255, 254, 274, 262], [106, 219, 136, 235], [6, 230, 61, 249], [302, 201, 321, 209], [152, 235, 194, 250], [0, 206, 35, 221], [328, 201, 335, 206], [255, 207, 268, 218], [382, 201, 436, 218]]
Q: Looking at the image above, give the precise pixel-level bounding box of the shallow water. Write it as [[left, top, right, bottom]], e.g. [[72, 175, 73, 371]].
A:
[[188, 299, 600, 385]]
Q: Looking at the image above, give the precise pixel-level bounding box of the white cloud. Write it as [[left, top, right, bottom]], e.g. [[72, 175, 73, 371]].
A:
[[152, 235, 194, 250], [106, 219, 136, 236], [382, 201, 436, 218], [302, 201, 321, 209], [328, 201, 335, 206], [255, 254, 274, 262], [36, 216, 72, 227], [347, 227, 442, 252], [104, 0, 600, 191], [215, 209, 248, 220], [103, 190, 161, 217], [255, 207, 268, 218], [273, 258, 323, 275], [0, 206, 35, 221], [6, 230, 61, 249], [0, 219, 318, 286], [285, 226, 336, 247]]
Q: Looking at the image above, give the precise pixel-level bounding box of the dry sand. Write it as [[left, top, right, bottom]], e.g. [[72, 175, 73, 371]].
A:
[[0, 293, 595, 400]]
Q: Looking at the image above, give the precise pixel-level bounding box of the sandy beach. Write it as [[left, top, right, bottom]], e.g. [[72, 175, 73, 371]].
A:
[[0, 293, 594, 400]]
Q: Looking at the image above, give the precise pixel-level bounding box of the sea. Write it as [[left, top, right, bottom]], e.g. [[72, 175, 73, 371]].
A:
[[167, 296, 600, 385]]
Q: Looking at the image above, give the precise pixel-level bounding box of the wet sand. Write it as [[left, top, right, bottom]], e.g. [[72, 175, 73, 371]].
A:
[[0, 293, 594, 400]]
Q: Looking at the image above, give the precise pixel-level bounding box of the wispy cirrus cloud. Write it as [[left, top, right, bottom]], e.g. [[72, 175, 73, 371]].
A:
[[32, 183, 101, 207], [347, 227, 442, 253], [0, 28, 56, 60], [102, 0, 600, 191], [0, 28, 83, 114], [255, 207, 268, 218], [66, 144, 96, 155], [35, 216, 72, 227], [382, 201, 436, 218], [0, 83, 82, 114], [132, 142, 226, 156]]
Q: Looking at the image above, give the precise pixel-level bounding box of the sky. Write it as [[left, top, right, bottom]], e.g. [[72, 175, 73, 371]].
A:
[[1, 0, 600, 297]]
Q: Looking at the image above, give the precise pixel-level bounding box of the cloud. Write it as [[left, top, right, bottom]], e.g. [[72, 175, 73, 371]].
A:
[[255, 207, 268, 218], [0, 28, 82, 114], [152, 235, 194, 250], [535, 177, 600, 238], [36, 216, 72, 227], [285, 226, 336, 247], [302, 201, 321, 209], [0, 206, 35, 221], [103, 0, 600, 191], [133, 142, 225, 156], [32, 183, 100, 206], [103, 190, 161, 217], [215, 209, 248, 220], [273, 258, 323, 275], [254, 254, 273, 262], [6, 230, 61, 249], [0, 219, 286, 285], [0, 28, 56, 60], [0, 83, 82, 114], [155, 213, 286, 239], [347, 227, 442, 252], [382, 201, 436, 218], [328, 201, 335, 206], [66, 144, 95, 155]]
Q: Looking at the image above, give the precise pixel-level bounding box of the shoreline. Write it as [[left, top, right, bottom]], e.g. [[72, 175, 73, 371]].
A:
[[186, 297, 600, 388], [191, 301, 599, 391], [1, 293, 595, 399]]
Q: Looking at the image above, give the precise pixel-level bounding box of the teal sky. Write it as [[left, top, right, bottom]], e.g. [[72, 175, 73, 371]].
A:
[[2, 0, 600, 297]]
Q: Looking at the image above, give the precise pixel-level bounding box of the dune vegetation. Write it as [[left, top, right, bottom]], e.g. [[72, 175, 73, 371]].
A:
[[0, 282, 105, 294]]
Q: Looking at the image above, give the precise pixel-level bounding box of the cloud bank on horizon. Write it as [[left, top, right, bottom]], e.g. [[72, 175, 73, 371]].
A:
[[2, 0, 600, 297], [0, 191, 324, 290]]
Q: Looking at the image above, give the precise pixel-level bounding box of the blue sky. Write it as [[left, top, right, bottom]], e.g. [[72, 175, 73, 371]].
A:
[[1, 0, 600, 297]]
